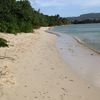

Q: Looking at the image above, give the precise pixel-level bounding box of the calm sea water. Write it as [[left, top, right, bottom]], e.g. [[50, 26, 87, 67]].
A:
[[51, 24, 100, 51]]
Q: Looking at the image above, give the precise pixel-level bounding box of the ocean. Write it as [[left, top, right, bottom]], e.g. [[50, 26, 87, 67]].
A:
[[50, 23, 100, 52]]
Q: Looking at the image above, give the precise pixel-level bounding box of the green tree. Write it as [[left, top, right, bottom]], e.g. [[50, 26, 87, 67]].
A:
[[0, 0, 69, 34]]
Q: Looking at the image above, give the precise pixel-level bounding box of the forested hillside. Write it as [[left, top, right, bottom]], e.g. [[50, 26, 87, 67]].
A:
[[67, 13, 100, 24], [0, 0, 69, 34]]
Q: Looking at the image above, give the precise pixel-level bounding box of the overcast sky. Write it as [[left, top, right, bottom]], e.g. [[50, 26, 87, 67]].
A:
[[29, 0, 100, 17]]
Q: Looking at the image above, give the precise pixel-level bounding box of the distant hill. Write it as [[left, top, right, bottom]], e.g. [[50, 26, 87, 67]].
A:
[[67, 13, 100, 21], [67, 13, 100, 24]]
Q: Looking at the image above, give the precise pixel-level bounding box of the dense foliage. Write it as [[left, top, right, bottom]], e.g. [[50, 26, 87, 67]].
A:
[[0, 0, 69, 34], [72, 19, 100, 24]]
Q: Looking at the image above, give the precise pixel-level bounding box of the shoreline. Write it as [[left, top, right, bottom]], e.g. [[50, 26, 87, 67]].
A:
[[45, 27, 61, 37], [0, 27, 100, 100], [48, 26, 100, 55], [73, 36, 100, 54]]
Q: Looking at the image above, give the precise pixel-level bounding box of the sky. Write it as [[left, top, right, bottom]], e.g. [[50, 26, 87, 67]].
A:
[[29, 0, 100, 17]]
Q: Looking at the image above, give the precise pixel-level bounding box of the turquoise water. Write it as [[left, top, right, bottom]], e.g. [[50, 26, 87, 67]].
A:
[[50, 24, 100, 51]]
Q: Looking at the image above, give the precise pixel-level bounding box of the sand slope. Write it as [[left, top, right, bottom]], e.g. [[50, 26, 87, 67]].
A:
[[0, 27, 100, 100]]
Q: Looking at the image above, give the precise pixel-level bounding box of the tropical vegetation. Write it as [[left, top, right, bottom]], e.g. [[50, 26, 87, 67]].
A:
[[0, 0, 69, 34], [0, 0, 70, 47]]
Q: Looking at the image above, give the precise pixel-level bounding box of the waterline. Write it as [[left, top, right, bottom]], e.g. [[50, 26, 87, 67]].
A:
[[50, 24, 100, 52]]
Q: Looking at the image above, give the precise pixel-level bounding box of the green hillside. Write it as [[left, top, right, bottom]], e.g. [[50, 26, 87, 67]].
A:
[[67, 13, 100, 24]]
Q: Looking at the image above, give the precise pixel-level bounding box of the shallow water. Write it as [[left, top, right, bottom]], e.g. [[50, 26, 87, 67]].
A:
[[50, 24, 100, 51]]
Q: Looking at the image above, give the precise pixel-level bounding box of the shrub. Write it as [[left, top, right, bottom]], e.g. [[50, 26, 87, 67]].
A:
[[0, 21, 8, 32], [19, 21, 33, 33], [6, 22, 19, 35], [0, 38, 8, 47]]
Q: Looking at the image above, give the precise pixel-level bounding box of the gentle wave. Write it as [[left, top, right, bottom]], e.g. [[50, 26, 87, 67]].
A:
[[73, 36, 100, 54]]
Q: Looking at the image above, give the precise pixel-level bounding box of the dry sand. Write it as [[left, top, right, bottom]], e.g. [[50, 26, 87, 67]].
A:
[[0, 27, 100, 100]]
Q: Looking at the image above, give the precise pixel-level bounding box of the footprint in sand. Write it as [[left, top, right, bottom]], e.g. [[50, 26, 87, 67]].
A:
[[68, 48, 74, 53], [69, 79, 74, 82], [34, 96, 38, 98], [61, 88, 68, 93], [50, 68, 55, 70]]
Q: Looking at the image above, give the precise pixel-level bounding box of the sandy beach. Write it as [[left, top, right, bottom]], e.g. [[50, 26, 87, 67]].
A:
[[0, 27, 100, 100]]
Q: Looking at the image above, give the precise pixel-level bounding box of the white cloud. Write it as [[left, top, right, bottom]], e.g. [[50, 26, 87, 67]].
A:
[[81, 0, 100, 7], [30, 0, 67, 7], [29, 0, 100, 7]]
